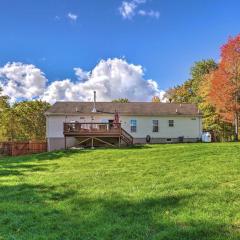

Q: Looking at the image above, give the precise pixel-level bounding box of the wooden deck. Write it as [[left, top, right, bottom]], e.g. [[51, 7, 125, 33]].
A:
[[64, 122, 121, 136], [63, 122, 133, 148]]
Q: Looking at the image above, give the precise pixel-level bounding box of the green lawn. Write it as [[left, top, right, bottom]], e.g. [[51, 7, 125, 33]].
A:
[[0, 143, 240, 240]]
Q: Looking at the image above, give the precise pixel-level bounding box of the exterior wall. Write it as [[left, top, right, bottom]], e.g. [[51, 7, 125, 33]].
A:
[[46, 114, 115, 151], [46, 114, 114, 138], [133, 137, 199, 144], [120, 116, 202, 140], [46, 114, 202, 150]]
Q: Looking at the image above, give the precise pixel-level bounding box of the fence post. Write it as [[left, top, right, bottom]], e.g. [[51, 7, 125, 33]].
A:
[[10, 142, 12, 156]]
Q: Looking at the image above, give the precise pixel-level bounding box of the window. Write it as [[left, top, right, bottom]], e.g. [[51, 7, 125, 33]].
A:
[[130, 120, 137, 133], [152, 120, 159, 132], [168, 120, 174, 127]]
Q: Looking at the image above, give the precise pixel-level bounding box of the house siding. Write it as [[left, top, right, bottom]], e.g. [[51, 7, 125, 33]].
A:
[[133, 137, 199, 144], [46, 114, 202, 151], [120, 116, 202, 139], [46, 114, 114, 138]]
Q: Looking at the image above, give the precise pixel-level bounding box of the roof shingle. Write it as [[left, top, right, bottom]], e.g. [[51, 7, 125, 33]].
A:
[[45, 102, 201, 116]]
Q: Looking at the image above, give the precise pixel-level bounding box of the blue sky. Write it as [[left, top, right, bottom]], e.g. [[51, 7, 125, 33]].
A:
[[0, 0, 239, 103]]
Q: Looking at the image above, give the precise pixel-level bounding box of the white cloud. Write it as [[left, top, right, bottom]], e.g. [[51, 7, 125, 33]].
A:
[[119, 1, 137, 19], [74, 68, 90, 81], [0, 59, 165, 104], [138, 9, 160, 18], [67, 12, 78, 21], [0, 62, 47, 103], [134, 0, 147, 3], [41, 58, 164, 104], [159, 90, 167, 102], [138, 9, 146, 16], [119, 0, 159, 19], [40, 79, 84, 103]]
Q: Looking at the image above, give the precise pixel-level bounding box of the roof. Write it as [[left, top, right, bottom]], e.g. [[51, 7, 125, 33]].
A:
[[45, 102, 202, 117]]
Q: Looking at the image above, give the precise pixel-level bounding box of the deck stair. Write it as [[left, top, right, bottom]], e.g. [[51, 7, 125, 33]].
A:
[[121, 128, 133, 145]]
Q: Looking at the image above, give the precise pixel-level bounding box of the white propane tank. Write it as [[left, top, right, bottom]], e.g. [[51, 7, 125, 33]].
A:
[[202, 132, 211, 143]]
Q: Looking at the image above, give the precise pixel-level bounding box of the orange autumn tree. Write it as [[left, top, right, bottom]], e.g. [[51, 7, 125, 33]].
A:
[[198, 73, 222, 133], [209, 35, 240, 141]]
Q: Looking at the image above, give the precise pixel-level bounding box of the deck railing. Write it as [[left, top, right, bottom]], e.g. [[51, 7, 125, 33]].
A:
[[63, 122, 122, 135]]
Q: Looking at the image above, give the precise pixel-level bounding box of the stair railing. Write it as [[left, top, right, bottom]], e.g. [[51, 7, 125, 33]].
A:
[[121, 128, 133, 144]]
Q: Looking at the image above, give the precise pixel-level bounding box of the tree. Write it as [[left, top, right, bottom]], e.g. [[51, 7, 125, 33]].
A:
[[112, 98, 129, 103], [209, 35, 240, 141], [198, 73, 228, 139], [164, 80, 194, 103], [0, 87, 10, 140], [151, 96, 161, 102], [0, 99, 51, 141], [165, 60, 218, 104], [190, 60, 218, 98], [12, 100, 51, 140], [0, 87, 9, 107], [164, 60, 232, 140]]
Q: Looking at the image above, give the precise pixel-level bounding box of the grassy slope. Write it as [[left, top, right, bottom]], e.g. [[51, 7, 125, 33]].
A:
[[0, 143, 240, 240]]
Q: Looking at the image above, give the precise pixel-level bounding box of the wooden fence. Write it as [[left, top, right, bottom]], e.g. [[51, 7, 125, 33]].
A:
[[0, 141, 47, 156]]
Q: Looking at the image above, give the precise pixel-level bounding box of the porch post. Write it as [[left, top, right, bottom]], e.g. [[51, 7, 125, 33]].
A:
[[64, 136, 66, 150], [119, 137, 121, 148], [91, 137, 94, 149]]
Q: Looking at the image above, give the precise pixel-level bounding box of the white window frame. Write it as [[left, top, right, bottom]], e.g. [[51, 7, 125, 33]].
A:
[[168, 120, 174, 127], [152, 120, 159, 132], [130, 120, 137, 133]]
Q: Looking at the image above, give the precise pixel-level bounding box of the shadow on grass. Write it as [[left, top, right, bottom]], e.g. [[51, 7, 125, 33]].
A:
[[0, 151, 72, 177], [0, 146, 152, 177], [0, 149, 90, 164], [0, 183, 235, 240], [0, 169, 23, 176], [89, 144, 152, 151], [0, 163, 60, 178], [118, 144, 152, 150], [0, 144, 151, 166], [0, 149, 97, 177]]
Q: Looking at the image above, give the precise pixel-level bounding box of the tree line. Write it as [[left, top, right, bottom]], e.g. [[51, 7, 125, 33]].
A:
[[164, 35, 240, 141]]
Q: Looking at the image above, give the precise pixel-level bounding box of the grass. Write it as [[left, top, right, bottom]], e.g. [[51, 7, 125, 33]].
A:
[[0, 143, 240, 239]]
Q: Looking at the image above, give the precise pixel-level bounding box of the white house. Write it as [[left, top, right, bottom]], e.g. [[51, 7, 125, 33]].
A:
[[45, 98, 202, 151]]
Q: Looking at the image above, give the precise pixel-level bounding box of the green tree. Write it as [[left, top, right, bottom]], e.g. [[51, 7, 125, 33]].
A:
[[151, 96, 161, 102], [165, 60, 218, 104], [12, 100, 51, 140], [164, 81, 194, 103], [0, 87, 10, 140], [190, 60, 218, 98], [112, 98, 129, 103]]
